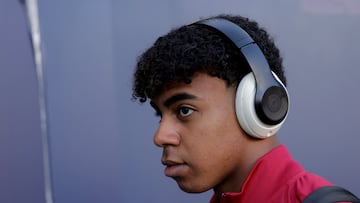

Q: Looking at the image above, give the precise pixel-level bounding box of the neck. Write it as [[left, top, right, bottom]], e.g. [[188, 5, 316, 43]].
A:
[[214, 135, 280, 195]]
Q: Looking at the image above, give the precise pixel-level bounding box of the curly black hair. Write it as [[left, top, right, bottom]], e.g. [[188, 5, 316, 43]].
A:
[[132, 14, 286, 103]]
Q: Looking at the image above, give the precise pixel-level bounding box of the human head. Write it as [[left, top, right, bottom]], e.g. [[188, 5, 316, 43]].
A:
[[132, 14, 287, 193], [132, 14, 286, 103]]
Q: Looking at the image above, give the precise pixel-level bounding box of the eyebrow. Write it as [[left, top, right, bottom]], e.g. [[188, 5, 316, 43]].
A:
[[163, 93, 197, 107], [150, 93, 198, 112]]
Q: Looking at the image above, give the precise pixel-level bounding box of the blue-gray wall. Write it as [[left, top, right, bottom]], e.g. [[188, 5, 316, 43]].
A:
[[0, 0, 45, 202], [1, 0, 359, 202]]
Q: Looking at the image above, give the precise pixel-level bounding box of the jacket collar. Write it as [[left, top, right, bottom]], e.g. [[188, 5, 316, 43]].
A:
[[210, 145, 303, 203]]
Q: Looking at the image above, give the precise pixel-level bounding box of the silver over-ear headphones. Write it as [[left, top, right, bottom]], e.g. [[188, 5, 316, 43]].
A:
[[193, 17, 289, 139]]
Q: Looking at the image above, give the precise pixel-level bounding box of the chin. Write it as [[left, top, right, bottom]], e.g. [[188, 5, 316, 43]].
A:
[[177, 181, 211, 194]]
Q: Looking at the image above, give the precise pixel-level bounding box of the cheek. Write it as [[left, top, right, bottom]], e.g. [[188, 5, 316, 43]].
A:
[[184, 125, 240, 176], [177, 106, 244, 191], [179, 142, 239, 193], [188, 116, 245, 178], [183, 107, 242, 164]]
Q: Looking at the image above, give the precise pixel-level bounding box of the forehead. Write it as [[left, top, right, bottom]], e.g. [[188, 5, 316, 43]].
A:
[[151, 73, 233, 107]]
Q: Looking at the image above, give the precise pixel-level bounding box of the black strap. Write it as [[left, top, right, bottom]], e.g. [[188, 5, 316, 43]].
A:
[[302, 186, 360, 203]]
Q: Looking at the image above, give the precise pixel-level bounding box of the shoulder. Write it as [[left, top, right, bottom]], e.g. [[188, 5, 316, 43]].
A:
[[295, 172, 333, 199], [273, 171, 333, 203]]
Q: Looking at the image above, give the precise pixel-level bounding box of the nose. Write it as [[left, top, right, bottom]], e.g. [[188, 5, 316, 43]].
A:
[[153, 117, 180, 147]]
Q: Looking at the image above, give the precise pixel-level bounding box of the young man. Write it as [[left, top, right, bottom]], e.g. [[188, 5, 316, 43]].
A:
[[131, 14, 355, 202]]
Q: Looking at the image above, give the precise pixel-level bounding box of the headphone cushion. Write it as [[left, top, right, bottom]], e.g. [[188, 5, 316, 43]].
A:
[[235, 73, 286, 138]]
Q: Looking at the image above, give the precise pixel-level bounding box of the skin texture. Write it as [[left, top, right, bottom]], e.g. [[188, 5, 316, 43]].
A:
[[151, 73, 279, 194]]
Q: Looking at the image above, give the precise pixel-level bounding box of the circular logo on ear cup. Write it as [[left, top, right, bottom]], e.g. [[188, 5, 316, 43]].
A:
[[268, 94, 281, 112], [262, 86, 289, 124]]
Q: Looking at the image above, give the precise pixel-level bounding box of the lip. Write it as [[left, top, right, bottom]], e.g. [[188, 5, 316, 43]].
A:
[[162, 160, 187, 177]]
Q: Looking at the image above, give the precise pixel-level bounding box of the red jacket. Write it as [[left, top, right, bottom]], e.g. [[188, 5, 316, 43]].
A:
[[210, 145, 332, 203]]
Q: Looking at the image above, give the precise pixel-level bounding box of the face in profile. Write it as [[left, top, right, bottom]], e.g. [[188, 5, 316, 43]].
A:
[[150, 73, 250, 193]]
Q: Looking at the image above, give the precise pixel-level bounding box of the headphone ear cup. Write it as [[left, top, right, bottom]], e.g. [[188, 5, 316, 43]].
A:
[[235, 73, 287, 139]]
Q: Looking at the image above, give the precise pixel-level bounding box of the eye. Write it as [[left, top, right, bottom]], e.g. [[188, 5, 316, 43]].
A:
[[178, 106, 194, 117]]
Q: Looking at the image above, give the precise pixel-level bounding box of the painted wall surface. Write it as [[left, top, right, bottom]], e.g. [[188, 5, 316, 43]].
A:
[[1, 0, 359, 203], [0, 0, 45, 202]]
